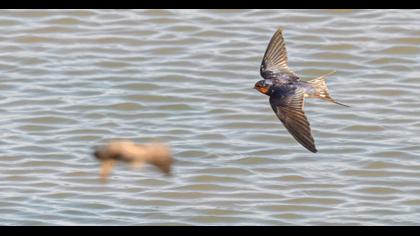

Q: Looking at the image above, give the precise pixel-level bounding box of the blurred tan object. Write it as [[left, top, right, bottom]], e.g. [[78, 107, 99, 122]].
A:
[[93, 140, 173, 180]]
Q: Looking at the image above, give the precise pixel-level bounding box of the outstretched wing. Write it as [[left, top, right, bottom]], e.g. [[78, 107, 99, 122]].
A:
[[260, 28, 298, 80], [269, 87, 317, 153]]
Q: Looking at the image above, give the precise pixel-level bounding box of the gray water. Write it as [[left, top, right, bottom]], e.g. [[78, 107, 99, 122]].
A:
[[0, 9, 420, 225]]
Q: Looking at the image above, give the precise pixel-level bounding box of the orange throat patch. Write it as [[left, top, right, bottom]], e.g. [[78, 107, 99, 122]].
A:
[[256, 86, 270, 95]]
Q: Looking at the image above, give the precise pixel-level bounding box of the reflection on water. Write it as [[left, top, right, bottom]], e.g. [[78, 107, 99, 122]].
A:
[[1, 9, 420, 225]]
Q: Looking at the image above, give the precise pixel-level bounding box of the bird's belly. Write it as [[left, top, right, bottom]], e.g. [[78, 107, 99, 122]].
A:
[[299, 82, 317, 98], [304, 91, 318, 98]]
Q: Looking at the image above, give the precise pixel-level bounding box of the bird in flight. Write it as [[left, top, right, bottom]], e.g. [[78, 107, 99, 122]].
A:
[[93, 140, 173, 180], [254, 28, 349, 153]]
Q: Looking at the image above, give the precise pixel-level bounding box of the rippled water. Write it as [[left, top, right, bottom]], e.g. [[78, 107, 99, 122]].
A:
[[1, 9, 420, 225]]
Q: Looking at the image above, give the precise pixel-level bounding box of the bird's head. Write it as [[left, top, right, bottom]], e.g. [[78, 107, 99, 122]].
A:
[[254, 80, 272, 95], [93, 146, 105, 160]]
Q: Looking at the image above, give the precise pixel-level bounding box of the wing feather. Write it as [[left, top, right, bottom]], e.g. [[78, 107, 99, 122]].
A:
[[270, 87, 317, 153], [260, 28, 298, 80]]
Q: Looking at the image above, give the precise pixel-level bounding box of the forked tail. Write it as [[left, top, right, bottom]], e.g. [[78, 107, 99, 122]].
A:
[[308, 71, 350, 107]]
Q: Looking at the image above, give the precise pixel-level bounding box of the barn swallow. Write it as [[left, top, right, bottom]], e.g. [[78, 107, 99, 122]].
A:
[[254, 28, 349, 153], [93, 140, 173, 180]]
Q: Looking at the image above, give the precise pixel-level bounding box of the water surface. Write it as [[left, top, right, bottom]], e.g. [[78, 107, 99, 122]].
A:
[[0, 9, 420, 225]]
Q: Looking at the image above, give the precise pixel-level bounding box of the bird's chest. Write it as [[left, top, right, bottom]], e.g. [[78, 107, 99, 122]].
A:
[[269, 84, 296, 102]]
